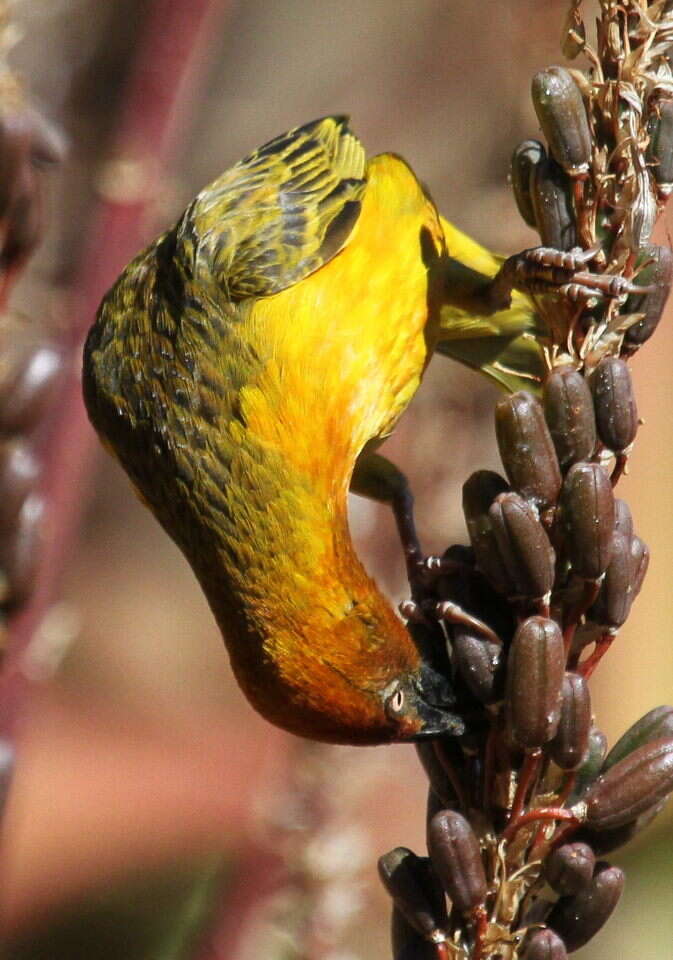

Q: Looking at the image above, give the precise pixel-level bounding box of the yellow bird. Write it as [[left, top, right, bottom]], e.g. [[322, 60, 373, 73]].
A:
[[83, 116, 545, 745]]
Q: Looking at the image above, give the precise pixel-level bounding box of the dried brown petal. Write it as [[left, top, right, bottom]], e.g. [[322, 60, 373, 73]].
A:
[[545, 843, 595, 896], [495, 392, 562, 510], [646, 99, 673, 192], [462, 470, 511, 593], [489, 492, 555, 599], [511, 139, 546, 227], [0, 492, 45, 607], [624, 245, 673, 347], [378, 848, 448, 940], [543, 366, 596, 470], [0, 343, 63, 437], [531, 67, 592, 175], [590, 358, 638, 454], [560, 462, 614, 580], [603, 706, 673, 771], [585, 737, 673, 830], [530, 155, 577, 250], [452, 631, 502, 704], [587, 530, 632, 628], [550, 672, 591, 770], [522, 928, 568, 960], [427, 810, 487, 914], [0, 440, 41, 529], [547, 863, 624, 952], [506, 616, 564, 749]]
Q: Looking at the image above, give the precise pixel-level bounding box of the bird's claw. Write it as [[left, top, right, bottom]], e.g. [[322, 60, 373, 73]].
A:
[[400, 598, 502, 646]]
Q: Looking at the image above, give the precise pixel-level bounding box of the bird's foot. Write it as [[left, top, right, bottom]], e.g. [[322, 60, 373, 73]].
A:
[[400, 598, 501, 646], [485, 245, 652, 312]]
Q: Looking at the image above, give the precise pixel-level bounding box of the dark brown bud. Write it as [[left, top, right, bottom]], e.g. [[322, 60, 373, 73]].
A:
[[585, 737, 673, 830], [415, 743, 461, 810], [0, 440, 41, 529], [0, 492, 45, 607], [545, 843, 595, 896], [452, 631, 503, 704], [522, 928, 568, 960], [547, 863, 624, 952], [550, 672, 591, 770], [530, 155, 577, 250], [0, 343, 63, 437], [489, 492, 555, 599], [560, 462, 614, 580], [590, 357, 638, 454], [511, 139, 546, 228], [391, 907, 439, 960], [378, 848, 448, 940], [603, 706, 673, 771], [569, 726, 608, 802], [629, 535, 649, 600], [646, 99, 673, 192], [462, 471, 511, 593], [574, 799, 666, 855], [427, 810, 487, 914], [506, 616, 564, 749], [531, 67, 592, 176], [495, 392, 562, 510], [613, 499, 633, 541], [587, 530, 632, 628], [543, 366, 596, 470], [624, 245, 673, 346]]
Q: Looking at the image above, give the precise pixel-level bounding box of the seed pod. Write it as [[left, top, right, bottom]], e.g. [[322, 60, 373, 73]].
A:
[[427, 810, 487, 914], [462, 471, 511, 593], [522, 928, 568, 960], [378, 848, 448, 940], [547, 863, 624, 952], [629, 535, 649, 600], [489, 492, 555, 599], [550, 672, 591, 770], [391, 906, 439, 960], [590, 357, 638, 454], [543, 366, 596, 470], [531, 67, 592, 175], [587, 530, 632, 628], [574, 800, 666, 856], [646, 98, 673, 192], [613, 499, 633, 541], [416, 743, 461, 810], [585, 737, 673, 830], [624, 245, 673, 346], [530, 155, 577, 250], [0, 440, 41, 529], [603, 706, 673, 771], [0, 343, 63, 437], [495, 392, 562, 510], [560, 462, 614, 580], [506, 616, 564, 749], [569, 726, 608, 801], [545, 843, 595, 896], [511, 139, 546, 227], [0, 492, 45, 607], [452, 631, 503, 704]]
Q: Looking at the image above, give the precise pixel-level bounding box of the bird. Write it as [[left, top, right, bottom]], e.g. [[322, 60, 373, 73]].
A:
[[83, 115, 604, 745]]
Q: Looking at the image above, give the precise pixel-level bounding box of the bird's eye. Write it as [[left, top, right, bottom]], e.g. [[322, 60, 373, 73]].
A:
[[387, 687, 405, 715]]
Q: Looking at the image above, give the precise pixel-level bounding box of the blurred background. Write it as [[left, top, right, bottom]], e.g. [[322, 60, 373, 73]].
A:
[[0, 1, 671, 957]]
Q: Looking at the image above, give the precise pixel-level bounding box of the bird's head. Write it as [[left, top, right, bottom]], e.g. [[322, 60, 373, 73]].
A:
[[379, 662, 465, 742]]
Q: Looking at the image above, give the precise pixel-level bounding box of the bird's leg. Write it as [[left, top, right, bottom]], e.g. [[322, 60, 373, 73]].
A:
[[440, 247, 651, 316], [350, 451, 426, 594]]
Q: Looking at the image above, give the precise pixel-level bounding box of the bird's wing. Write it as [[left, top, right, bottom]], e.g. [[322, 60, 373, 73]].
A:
[[184, 115, 368, 300]]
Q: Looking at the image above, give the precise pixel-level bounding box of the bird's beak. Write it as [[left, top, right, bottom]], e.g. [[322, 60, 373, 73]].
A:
[[408, 664, 465, 740]]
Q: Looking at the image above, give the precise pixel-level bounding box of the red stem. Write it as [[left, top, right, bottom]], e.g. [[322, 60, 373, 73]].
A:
[[508, 749, 542, 827], [0, 0, 230, 736], [502, 807, 578, 846]]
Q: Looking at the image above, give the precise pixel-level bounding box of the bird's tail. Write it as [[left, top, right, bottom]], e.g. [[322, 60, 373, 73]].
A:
[[436, 217, 545, 395]]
